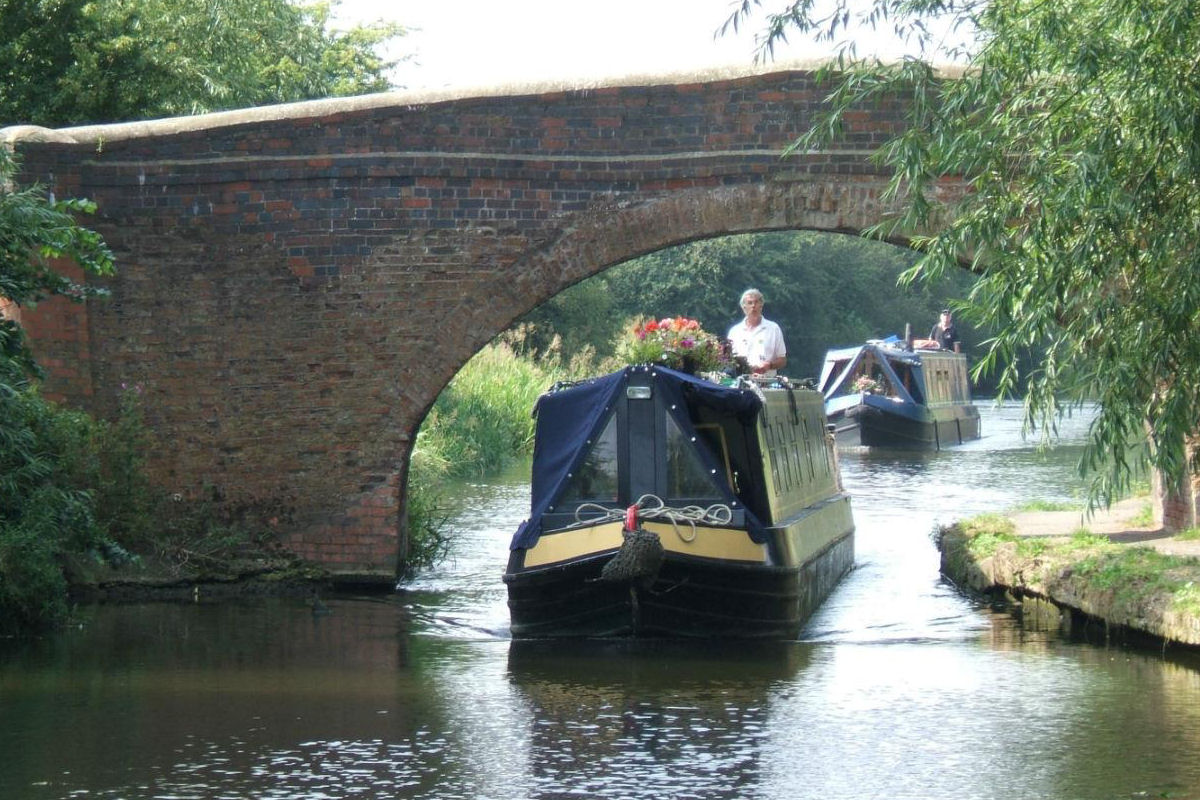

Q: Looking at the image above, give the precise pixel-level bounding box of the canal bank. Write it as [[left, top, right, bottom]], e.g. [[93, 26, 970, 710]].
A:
[[938, 497, 1200, 647]]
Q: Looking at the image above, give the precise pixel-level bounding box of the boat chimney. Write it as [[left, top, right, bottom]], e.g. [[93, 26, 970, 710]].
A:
[[904, 323, 913, 351]]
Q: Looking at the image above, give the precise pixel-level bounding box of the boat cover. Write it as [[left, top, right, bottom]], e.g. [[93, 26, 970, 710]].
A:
[[819, 342, 921, 404], [511, 365, 767, 549]]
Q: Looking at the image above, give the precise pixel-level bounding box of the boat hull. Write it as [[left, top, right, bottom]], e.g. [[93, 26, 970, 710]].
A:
[[829, 396, 980, 450], [506, 494, 855, 639], [505, 530, 854, 639]]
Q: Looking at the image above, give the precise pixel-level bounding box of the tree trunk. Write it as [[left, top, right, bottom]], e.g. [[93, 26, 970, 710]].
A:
[[1155, 434, 1200, 533]]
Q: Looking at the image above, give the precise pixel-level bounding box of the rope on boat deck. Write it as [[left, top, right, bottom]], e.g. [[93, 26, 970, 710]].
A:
[[575, 495, 732, 544], [636, 494, 733, 543]]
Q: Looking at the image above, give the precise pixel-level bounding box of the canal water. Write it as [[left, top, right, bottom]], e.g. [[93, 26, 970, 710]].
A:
[[3, 402, 1200, 800]]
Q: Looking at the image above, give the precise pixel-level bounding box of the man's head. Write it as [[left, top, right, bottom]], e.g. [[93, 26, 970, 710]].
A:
[[740, 289, 764, 323], [940, 309, 952, 325]]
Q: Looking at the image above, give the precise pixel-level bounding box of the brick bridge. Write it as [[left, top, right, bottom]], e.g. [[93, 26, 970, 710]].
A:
[[4, 65, 946, 581]]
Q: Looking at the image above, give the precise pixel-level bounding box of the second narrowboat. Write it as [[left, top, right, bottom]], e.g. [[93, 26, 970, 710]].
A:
[[819, 338, 981, 449]]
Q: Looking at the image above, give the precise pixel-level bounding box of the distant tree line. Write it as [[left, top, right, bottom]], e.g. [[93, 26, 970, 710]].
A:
[[514, 231, 1005, 391]]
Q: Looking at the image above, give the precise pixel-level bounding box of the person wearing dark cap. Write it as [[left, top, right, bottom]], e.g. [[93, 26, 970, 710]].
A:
[[930, 309, 959, 351]]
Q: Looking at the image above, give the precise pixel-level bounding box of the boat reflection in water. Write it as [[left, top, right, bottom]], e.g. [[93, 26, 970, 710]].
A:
[[504, 365, 855, 638], [820, 337, 981, 450], [506, 639, 809, 796]]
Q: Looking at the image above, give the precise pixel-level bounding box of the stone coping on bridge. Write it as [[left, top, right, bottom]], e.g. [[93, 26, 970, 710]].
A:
[[0, 56, 966, 148]]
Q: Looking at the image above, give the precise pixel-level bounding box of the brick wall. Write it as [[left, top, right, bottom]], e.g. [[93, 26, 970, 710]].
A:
[[4, 67, 925, 577]]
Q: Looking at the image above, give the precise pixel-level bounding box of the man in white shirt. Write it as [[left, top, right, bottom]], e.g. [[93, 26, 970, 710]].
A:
[[727, 288, 787, 376]]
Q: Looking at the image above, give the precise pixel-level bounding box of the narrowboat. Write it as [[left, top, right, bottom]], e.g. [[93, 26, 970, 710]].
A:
[[504, 365, 855, 639], [818, 338, 981, 449]]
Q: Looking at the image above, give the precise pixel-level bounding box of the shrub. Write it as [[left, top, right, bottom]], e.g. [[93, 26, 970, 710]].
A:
[[401, 340, 596, 572], [0, 381, 105, 634]]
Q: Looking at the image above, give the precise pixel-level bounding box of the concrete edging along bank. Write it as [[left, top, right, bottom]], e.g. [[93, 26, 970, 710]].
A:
[[937, 498, 1200, 647]]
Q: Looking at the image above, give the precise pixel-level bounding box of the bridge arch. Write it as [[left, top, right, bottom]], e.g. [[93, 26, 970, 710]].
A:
[[5, 65, 931, 580]]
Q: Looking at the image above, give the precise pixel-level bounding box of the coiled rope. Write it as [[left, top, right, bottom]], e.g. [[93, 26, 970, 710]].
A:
[[574, 494, 732, 543]]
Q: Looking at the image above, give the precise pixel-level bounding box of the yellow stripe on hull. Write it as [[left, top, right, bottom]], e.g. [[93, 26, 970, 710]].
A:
[[522, 520, 766, 568]]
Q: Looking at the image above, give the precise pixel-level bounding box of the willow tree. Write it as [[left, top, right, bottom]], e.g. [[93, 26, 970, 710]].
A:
[[727, 0, 1200, 524]]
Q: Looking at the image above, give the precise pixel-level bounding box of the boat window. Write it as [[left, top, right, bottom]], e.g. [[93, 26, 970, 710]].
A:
[[559, 414, 619, 502], [666, 414, 718, 498], [893, 361, 922, 403], [694, 423, 734, 487], [825, 358, 852, 393]]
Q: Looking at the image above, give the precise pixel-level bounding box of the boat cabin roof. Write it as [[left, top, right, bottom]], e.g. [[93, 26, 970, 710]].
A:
[[819, 339, 971, 407], [511, 365, 770, 550]]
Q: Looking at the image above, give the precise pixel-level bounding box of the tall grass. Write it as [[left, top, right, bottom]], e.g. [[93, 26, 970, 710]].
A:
[[417, 338, 597, 481], [403, 338, 599, 569]]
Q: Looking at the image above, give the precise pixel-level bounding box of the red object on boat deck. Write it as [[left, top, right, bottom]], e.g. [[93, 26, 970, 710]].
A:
[[624, 504, 639, 531]]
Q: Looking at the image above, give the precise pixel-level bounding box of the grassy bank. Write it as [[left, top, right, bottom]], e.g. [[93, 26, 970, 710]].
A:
[[939, 513, 1200, 646]]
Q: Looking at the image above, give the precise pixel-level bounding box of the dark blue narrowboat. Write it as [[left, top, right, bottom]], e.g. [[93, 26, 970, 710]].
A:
[[819, 339, 981, 450], [504, 365, 855, 639]]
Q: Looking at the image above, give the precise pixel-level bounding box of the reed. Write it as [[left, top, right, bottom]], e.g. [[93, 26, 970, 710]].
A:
[[419, 338, 596, 478], [404, 339, 598, 568]]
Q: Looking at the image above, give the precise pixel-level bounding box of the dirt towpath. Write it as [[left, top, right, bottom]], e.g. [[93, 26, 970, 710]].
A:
[[1007, 497, 1200, 557]]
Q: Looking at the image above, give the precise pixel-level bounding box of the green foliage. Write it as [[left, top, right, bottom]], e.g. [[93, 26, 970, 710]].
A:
[[142, 485, 296, 576], [1013, 499, 1080, 513], [1014, 536, 1050, 559], [402, 340, 594, 572], [733, 0, 1200, 510], [0, 145, 122, 635], [956, 512, 1017, 558], [955, 508, 1200, 621], [0, 382, 104, 634], [0, 148, 114, 301], [0, 147, 114, 391], [0, 0, 407, 126], [1065, 530, 1112, 550], [416, 340, 583, 480], [518, 231, 978, 383], [402, 450, 451, 574], [1176, 581, 1200, 617], [0, 501, 70, 637], [87, 386, 157, 551], [1073, 547, 1188, 602]]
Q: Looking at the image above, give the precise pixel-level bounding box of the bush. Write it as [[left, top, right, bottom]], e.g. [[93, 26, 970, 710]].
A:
[[401, 340, 595, 572], [417, 340, 587, 480], [0, 381, 105, 635]]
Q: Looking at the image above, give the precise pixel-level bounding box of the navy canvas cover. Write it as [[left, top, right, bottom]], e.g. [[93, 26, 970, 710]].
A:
[[511, 366, 767, 549]]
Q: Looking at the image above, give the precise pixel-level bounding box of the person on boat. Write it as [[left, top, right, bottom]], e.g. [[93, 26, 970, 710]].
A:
[[929, 309, 960, 351], [727, 288, 787, 376]]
